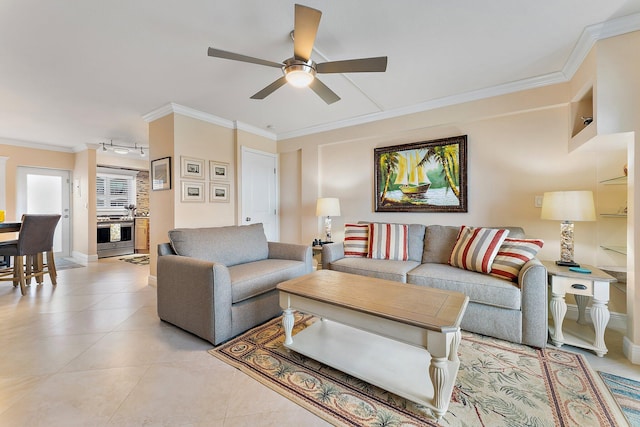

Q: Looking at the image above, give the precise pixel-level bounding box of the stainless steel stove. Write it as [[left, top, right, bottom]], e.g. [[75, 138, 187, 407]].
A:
[[97, 216, 135, 258]]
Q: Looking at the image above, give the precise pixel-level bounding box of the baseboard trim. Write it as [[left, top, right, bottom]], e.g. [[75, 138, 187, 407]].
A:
[[563, 305, 627, 332], [71, 251, 98, 264], [623, 336, 640, 364], [148, 275, 157, 287]]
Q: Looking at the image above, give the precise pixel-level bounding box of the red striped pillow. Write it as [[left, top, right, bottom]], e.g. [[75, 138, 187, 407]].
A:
[[344, 223, 369, 257], [490, 238, 544, 282], [449, 226, 509, 273], [368, 223, 409, 261]]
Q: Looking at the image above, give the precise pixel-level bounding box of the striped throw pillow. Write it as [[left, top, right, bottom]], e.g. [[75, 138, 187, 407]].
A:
[[368, 223, 409, 261], [449, 226, 509, 273], [490, 238, 544, 282], [344, 223, 369, 257]]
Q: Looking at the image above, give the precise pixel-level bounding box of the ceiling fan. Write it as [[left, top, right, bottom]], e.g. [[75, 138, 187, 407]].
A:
[[207, 4, 388, 105]]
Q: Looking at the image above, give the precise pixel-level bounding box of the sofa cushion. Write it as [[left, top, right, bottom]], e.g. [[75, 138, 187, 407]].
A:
[[422, 225, 460, 264], [169, 223, 268, 267], [490, 238, 544, 282], [368, 223, 409, 261], [407, 263, 521, 310], [422, 225, 526, 264], [330, 257, 420, 283], [344, 223, 369, 257], [229, 259, 308, 303], [449, 226, 509, 273], [359, 222, 426, 262]]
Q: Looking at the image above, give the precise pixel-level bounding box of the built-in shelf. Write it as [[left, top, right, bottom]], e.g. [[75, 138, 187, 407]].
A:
[[600, 245, 627, 255], [599, 175, 627, 185], [600, 213, 627, 218]]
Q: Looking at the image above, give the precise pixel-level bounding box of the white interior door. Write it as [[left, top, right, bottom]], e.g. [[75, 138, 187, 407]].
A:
[[241, 147, 278, 241], [16, 167, 71, 258]]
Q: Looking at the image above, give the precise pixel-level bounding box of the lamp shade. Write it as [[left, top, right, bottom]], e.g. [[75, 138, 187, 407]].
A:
[[540, 191, 596, 221], [316, 198, 341, 217]]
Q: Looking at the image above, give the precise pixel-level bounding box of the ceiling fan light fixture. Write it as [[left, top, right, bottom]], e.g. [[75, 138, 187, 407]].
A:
[[283, 59, 316, 88]]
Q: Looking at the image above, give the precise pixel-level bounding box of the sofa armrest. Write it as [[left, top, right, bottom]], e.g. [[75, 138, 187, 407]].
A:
[[518, 258, 548, 348], [157, 254, 233, 344], [322, 242, 345, 268], [268, 242, 313, 273], [158, 242, 175, 256]]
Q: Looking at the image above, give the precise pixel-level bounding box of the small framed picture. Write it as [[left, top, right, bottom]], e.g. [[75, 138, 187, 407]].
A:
[[181, 156, 205, 179], [181, 181, 205, 202], [210, 182, 230, 203], [209, 161, 229, 181], [151, 157, 171, 191]]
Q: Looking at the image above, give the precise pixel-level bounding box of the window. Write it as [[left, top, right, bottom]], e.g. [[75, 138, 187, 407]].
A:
[[97, 171, 137, 211]]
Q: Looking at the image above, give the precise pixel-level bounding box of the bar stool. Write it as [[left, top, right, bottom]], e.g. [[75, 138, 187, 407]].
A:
[[0, 214, 61, 295]]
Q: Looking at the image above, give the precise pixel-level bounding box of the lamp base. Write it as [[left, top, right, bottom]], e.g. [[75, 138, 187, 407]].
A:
[[556, 260, 580, 267]]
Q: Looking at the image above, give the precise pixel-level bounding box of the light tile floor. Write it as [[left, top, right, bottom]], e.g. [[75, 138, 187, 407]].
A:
[[0, 258, 638, 426]]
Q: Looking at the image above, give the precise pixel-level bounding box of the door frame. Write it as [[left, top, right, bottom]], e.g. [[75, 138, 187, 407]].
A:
[[239, 146, 279, 241], [16, 166, 72, 258]]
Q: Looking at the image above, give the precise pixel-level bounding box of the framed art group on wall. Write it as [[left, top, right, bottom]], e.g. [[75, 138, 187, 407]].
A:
[[177, 156, 230, 203], [374, 135, 467, 213]]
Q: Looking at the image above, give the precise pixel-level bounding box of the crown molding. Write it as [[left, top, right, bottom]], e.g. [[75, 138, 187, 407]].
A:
[[234, 121, 277, 140], [0, 137, 75, 153], [142, 102, 234, 129], [563, 12, 640, 80], [278, 71, 566, 140]]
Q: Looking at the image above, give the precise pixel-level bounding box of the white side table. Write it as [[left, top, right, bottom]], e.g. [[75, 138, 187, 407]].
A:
[[542, 261, 616, 357]]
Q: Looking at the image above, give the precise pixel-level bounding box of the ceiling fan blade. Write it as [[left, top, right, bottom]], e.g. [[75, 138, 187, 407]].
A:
[[309, 78, 340, 105], [208, 47, 282, 68], [250, 76, 288, 100], [316, 56, 388, 74], [293, 4, 321, 61]]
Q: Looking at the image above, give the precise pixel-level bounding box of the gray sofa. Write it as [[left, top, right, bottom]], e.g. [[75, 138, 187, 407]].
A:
[[322, 224, 548, 348], [157, 223, 312, 345]]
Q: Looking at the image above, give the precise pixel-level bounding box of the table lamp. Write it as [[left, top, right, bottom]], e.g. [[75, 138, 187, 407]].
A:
[[541, 190, 596, 267], [316, 197, 341, 243]]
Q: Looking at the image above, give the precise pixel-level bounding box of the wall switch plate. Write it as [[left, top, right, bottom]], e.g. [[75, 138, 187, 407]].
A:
[[534, 195, 543, 208]]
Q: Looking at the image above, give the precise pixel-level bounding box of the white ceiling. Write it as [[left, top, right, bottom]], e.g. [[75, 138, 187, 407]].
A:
[[2, 1, 640, 152]]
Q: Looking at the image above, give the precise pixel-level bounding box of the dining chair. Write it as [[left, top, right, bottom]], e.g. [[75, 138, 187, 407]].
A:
[[0, 214, 61, 295]]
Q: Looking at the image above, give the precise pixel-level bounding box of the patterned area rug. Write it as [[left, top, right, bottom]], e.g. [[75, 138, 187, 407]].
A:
[[600, 371, 640, 426], [118, 255, 149, 265], [209, 313, 627, 426]]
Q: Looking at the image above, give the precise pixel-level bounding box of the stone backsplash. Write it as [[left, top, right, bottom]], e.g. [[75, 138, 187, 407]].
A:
[[136, 170, 150, 215]]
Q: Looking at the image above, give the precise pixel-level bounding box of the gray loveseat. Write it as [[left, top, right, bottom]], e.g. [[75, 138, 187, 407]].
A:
[[322, 224, 548, 348], [157, 223, 312, 345]]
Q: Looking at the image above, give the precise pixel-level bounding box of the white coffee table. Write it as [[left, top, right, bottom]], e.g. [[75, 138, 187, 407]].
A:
[[276, 270, 469, 420]]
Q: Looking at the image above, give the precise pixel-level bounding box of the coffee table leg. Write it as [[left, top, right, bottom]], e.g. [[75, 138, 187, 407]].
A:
[[429, 356, 449, 420], [449, 329, 461, 363], [282, 308, 294, 345]]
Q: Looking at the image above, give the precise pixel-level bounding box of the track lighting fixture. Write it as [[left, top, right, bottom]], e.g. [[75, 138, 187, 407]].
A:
[[101, 140, 148, 156]]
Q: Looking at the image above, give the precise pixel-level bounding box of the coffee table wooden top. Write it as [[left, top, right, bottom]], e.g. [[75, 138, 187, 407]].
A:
[[277, 269, 468, 333]]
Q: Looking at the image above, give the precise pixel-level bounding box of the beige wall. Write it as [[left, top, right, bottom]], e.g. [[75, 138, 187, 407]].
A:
[[278, 84, 601, 264], [72, 149, 97, 258], [148, 114, 175, 277], [97, 152, 149, 170], [173, 114, 236, 227], [593, 31, 640, 358], [0, 140, 75, 220]]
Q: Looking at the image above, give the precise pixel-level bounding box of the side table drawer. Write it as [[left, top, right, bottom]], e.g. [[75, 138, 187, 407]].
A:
[[551, 276, 593, 296]]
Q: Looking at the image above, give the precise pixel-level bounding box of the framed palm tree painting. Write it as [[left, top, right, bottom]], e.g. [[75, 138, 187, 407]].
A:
[[374, 135, 467, 212]]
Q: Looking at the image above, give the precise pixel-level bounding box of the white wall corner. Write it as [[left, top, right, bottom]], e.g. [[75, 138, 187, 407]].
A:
[[623, 336, 640, 364]]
